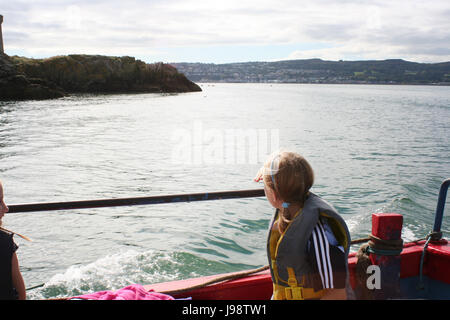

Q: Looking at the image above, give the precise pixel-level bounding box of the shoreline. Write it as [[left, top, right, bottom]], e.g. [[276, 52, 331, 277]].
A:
[[195, 81, 450, 86]]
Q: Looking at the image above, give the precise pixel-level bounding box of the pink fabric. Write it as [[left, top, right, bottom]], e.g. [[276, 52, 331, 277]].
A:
[[72, 284, 174, 300]]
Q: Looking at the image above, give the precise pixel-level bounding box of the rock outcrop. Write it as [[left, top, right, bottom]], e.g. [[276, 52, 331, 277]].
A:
[[0, 54, 201, 101], [0, 54, 66, 100]]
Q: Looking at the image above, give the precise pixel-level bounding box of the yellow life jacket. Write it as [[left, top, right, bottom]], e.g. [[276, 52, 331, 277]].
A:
[[267, 193, 351, 300]]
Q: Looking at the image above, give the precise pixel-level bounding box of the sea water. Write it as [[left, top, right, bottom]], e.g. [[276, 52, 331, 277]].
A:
[[0, 83, 449, 299]]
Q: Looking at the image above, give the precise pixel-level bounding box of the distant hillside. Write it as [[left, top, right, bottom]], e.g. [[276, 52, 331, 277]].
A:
[[172, 59, 450, 85], [0, 54, 201, 101]]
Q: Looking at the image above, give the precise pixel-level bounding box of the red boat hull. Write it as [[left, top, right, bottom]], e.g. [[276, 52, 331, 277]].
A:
[[144, 239, 450, 300]]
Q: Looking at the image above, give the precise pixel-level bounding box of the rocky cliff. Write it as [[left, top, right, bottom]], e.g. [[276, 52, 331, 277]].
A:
[[0, 54, 66, 100], [0, 54, 201, 101]]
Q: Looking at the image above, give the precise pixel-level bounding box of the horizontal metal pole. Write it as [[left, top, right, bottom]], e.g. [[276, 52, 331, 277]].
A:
[[7, 189, 266, 213]]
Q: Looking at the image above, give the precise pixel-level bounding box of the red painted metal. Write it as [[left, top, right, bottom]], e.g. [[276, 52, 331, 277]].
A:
[[145, 270, 273, 300], [424, 240, 450, 284], [371, 213, 403, 240], [369, 213, 403, 298], [144, 235, 450, 299], [144, 238, 450, 300]]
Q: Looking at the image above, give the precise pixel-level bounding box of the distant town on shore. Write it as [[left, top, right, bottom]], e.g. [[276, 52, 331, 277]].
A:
[[172, 59, 450, 85]]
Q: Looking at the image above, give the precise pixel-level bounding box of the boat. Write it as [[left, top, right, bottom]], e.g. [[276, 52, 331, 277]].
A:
[[9, 179, 450, 300], [143, 234, 450, 300], [144, 178, 450, 300]]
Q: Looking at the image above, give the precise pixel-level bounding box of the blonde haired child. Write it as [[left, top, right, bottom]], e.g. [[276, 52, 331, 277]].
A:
[[255, 151, 351, 300]]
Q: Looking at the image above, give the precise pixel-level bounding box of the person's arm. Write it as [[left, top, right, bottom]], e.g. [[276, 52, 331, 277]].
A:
[[308, 220, 348, 300], [11, 252, 26, 300]]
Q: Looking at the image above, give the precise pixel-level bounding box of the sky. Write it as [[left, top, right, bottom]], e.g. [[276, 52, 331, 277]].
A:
[[1, 0, 450, 64]]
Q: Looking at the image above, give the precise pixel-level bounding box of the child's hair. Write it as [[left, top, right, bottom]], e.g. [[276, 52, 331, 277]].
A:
[[262, 151, 314, 233]]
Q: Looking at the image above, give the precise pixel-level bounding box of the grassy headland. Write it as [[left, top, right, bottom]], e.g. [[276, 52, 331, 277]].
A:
[[0, 54, 202, 101]]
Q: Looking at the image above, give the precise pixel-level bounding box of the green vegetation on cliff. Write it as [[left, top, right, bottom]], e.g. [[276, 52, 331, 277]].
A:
[[0, 54, 201, 101]]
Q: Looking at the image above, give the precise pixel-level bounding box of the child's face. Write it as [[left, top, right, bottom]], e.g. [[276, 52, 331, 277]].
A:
[[263, 181, 282, 210], [255, 165, 283, 209], [0, 183, 8, 223]]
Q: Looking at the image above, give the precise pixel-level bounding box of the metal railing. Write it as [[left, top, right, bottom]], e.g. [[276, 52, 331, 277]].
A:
[[7, 178, 448, 238], [432, 178, 450, 240], [7, 189, 265, 213]]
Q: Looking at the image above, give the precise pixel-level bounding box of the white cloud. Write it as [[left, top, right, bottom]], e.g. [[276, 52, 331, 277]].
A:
[[2, 0, 450, 62]]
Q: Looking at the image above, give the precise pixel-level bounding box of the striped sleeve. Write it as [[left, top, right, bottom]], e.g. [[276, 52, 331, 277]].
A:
[[308, 220, 346, 290]]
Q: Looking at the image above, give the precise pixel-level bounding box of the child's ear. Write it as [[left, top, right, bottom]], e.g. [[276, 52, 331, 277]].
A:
[[272, 190, 282, 204], [272, 191, 279, 202]]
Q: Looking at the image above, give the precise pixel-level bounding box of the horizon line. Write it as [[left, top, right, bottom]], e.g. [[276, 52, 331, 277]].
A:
[[3, 52, 450, 65]]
